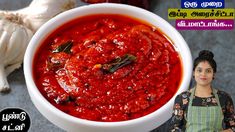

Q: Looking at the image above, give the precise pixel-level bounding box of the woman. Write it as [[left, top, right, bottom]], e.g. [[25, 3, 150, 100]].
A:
[[169, 50, 235, 132]]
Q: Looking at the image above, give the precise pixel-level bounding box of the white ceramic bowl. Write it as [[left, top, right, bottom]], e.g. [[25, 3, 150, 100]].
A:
[[24, 3, 192, 132]]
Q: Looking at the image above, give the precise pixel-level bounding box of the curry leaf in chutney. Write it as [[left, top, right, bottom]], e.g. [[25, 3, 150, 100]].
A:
[[52, 41, 73, 54], [102, 54, 136, 73]]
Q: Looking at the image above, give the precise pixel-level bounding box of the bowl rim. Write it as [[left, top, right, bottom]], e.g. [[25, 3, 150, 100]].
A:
[[24, 3, 192, 128]]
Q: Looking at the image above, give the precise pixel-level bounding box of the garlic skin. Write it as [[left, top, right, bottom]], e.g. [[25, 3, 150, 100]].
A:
[[15, 0, 76, 32], [0, 0, 76, 93]]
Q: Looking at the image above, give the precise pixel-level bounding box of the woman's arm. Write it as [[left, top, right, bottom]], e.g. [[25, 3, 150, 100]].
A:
[[221, 91, 235, 132], [169, 94, 187, 132]]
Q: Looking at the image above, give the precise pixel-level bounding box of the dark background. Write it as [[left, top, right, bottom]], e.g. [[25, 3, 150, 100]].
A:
[[0, 0, 234, 131]]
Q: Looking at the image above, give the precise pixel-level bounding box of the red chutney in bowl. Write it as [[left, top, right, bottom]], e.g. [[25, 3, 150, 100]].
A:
[[33, 14, 182, 122]]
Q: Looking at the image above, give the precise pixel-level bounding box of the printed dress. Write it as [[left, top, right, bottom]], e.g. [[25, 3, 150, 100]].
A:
[[169, 89, 235, 132]]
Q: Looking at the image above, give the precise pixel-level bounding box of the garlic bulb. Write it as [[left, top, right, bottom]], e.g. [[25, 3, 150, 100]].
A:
[[0, 0, 76, 93]]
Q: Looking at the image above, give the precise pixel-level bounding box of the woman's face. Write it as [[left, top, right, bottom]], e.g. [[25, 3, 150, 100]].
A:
[[193, 61, 214, 87]]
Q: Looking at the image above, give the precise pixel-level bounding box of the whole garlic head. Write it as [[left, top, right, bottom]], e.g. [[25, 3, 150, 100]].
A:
[[0, 0, 76, 93]]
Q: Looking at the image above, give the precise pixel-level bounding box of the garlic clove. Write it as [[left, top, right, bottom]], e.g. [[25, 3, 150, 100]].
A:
[[0, 64, 10, 93], [0, 30, 9, 61], [4, 23, 32, 65], [5, 62, 22, 76]]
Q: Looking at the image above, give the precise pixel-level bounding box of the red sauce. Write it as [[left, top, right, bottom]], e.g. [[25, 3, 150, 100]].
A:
[[33, 14, 182, 122]]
